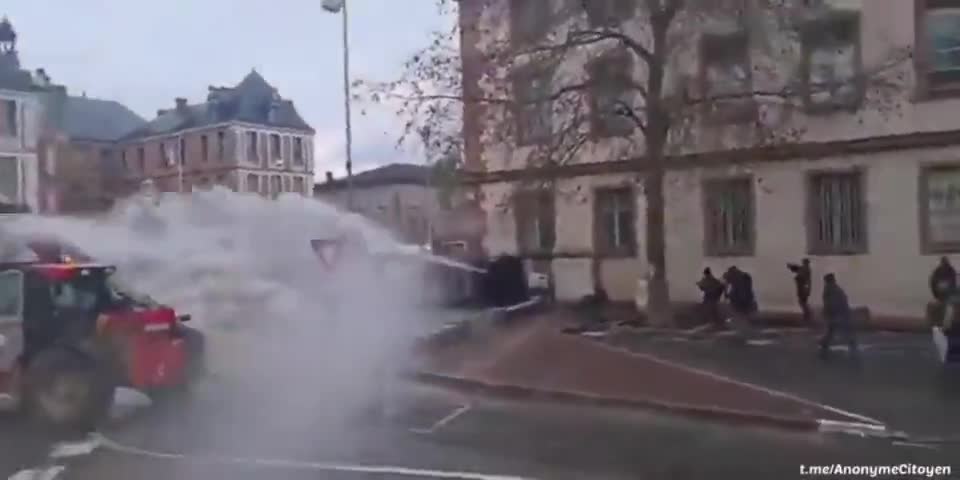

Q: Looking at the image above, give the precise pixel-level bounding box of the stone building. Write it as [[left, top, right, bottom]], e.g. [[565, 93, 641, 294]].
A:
[[459, 0, 960, 327], [0, 17, 42, 213], [314, 163, 435, 245], [114, 71, 315, 197]]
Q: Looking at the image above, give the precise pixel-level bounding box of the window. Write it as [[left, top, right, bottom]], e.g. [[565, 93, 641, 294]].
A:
[[283, 176, 292, 192], [584, 0, 636, 27], [701, 31, 754, 122], [201, 135, 209, 162], [259, 133, 268, 165], [282, 136, 292, 162], [260, 176, 269, 196], [589, 50, 635, 138], [513, 65, 554, 145], [159, 143, 170, 168], [247, 173, 259, 193], [217, 131, 226, 161], [0, 100, 17, 137], [294, 176, 305, 195], [293, 138, 304, 164], [271, 134, 282, 161], [594, 188, 636, 256], [0, 157, 19, 205], [0, 270, 24, 317], [137, 147, 146, 171], [514, 190, 555, 254], [921, 166, 960, 252], [919, 0, 960, 94], [246, 131, 258, 162], [271, 175, 282, 196], [510, 0, 551, 45], [807, 171, 866, 254], [178, 137, 186, 165], [121, 151, 129, 171], [802, 12, 862, 111], [703, 178, 755, 256]]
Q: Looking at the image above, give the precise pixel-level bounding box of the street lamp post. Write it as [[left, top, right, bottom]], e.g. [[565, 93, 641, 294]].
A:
[[322, 0, 355, 211]]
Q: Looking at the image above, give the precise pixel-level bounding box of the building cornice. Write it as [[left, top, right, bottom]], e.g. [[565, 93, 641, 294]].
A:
[[462, 129, 960, 184]]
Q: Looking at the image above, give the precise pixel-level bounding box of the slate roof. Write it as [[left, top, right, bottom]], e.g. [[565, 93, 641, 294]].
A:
[[123, 70, 314, 140], [314, 163, 429, 192], [57, 95, 147, 142]]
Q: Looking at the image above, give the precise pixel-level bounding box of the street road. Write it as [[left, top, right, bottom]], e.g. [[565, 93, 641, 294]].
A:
[[1, 379, 957, 480]]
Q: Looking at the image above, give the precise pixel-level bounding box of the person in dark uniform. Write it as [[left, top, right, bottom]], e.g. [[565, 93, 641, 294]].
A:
[[819, 273, 859, 360], [930, 256, 957, 303], [722, 266, 756, 341], [788, 258, 812, 324], [697, 268, 725, 329]]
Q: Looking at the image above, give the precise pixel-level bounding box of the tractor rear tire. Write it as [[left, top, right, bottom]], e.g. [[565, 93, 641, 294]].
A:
[[24, 348, 115, 432]]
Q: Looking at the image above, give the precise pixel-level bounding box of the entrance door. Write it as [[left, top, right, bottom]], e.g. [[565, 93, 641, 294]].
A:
[[0, 269, 25, 376]]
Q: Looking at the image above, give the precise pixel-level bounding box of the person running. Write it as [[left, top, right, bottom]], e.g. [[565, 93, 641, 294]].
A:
[[930, 256, 957, 303], [697, 268, 725, 329], [788, 258, 812, 324], [819, 273, 859, 361], [722, 266, 756, 342]]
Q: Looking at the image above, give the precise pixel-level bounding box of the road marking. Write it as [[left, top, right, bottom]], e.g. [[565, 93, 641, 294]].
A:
[[95, 433, 533, 480], [7, 466, 65, 480], [893, 441, 940, 450], [410, 404, 471, 435], [50, 436, 101, 459], [597, 342, 885, 426]]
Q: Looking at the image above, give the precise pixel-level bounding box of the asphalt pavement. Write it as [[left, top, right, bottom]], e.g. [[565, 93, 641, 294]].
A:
[[606, 326, 960, 438], [1, 378, 958, 480]]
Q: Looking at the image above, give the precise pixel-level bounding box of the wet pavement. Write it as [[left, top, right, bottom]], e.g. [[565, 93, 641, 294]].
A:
[[0, 379, 958, 479], [604, 327, 960, 438]]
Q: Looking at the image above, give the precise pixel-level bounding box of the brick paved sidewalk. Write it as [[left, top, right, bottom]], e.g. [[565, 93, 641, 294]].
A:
[[417, 314, 881, 430]]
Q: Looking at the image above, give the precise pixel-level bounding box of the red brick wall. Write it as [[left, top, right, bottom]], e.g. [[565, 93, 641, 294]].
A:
[[117, 126, 237, 192]]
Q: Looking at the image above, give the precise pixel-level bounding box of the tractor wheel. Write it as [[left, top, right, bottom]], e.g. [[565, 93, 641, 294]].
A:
[[24, 348, 115, 432]]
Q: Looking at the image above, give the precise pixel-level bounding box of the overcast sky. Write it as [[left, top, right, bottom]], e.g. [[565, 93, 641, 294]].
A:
[[3, 0, 452, 181]]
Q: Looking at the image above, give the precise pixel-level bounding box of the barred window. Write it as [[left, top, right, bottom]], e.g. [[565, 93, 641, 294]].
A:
[[704, 178, 754, 256], [515, 190, 555, 254], [808, 171, 867, 254], [595, 188, 636, 257]]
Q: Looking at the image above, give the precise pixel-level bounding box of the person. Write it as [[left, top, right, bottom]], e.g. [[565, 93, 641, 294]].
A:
[[722, 266, 756, 341], [930, 256, 957, 303], [819, 273, 859, 360], [788, 258, 812, 324], [697, 268, 725, 329]]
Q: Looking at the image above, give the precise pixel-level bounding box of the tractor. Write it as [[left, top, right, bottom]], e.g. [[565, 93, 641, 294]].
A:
[[0, 239, 204, 430]]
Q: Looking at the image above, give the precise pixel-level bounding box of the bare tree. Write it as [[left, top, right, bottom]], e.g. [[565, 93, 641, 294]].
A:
[[360, 0, 908, 324]]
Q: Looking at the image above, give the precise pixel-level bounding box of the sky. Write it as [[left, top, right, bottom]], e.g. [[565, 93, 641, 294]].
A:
[[2, 0, 453, 181]]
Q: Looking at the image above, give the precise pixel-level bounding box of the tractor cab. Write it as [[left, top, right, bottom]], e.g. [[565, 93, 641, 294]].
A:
[[0, 241, 203, 430]]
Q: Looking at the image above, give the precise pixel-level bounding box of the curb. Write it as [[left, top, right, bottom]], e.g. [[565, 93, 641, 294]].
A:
[[416, 296, 546, 350], [408, 371, 831, 433]]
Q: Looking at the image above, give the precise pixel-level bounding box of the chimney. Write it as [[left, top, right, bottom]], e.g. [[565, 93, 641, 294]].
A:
[[325, 171, 334, 183], [157, 109, 169, 117], [34, 68, 49, 86], [175, 97, 188, 113]]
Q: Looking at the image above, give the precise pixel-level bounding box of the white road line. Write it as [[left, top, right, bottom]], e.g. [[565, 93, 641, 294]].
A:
[[411, 404, 472, 435], [95, 433, 533, 480], [7, 466, 65, 480], [597, 342, 885, 426]]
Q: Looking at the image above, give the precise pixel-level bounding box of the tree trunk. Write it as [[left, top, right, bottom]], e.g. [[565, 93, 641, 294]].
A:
[[644, 165, 672, 326]]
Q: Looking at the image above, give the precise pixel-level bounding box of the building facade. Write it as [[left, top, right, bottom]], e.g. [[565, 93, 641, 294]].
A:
[[114, 71, 315, 197], [314, 164, 435, 245], [0, 17, 42, 213], [461, 0, 960, 326]]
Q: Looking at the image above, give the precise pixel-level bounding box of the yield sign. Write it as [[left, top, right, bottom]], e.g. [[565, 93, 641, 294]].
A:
[[310, 238, 344, 271]]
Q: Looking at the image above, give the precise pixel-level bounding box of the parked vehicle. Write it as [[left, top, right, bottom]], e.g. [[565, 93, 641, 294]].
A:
[[0, 239, 203, 430]]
